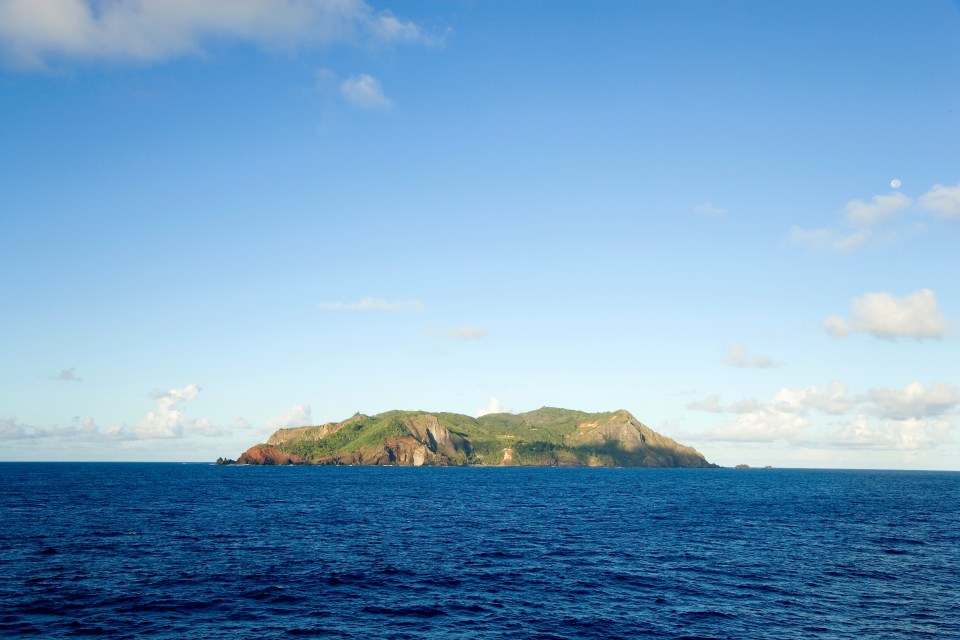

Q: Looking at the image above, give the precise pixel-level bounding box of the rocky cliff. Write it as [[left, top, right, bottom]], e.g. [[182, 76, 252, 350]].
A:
[[232, 408, 716, 468]]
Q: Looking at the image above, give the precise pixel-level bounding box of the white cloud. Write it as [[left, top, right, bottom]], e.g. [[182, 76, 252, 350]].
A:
[[446, 326, 487, 340], [705, 408, 809, 443], [919, 183, 960, 219], [694, 202, 726, 216], [54, 367, 81, 382], [694, 379, 958, 449], [2, 385, 221, 441], [861, 381, 960, 420], [134, 383, 208, 439], [0, 0, 426, 69], [790, 189, 913, 253], [843, 192, 911, 228], [266, 404, 313, 431], [318, 297, 425, 312], [792, 181, 960, 252], [698, 381, 853, 442], [0, 416, 107, 440], [725, 344, 783, 369], [477, 397, 506, 418], [824, 289, 949, 340], [828, 415, 949, 450], [772, 380, 853, 415], [339, 73, 391, 109]]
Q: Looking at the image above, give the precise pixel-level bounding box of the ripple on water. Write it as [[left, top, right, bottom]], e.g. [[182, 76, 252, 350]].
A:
[[0, 464, 958, 639]]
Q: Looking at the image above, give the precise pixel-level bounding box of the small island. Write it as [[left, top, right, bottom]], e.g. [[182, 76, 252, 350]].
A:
[[224, 407, 717, 468]]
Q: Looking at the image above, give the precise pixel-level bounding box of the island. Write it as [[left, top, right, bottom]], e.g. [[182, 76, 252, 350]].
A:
[[226, 407, 717, 468]]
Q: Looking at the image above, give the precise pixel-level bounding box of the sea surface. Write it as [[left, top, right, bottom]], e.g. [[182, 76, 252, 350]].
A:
[[1, 464, 958, 639]]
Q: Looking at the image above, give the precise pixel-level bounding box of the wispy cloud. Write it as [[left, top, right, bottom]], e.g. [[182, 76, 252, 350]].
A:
[[790, 191, 910, 253], [725, 344, 783, 369], [686, 394, 723, 413], [318, 297, 426, 312], [339, 73, 391, 109], [822, 289, 949, 340], [790, 182, 959, 253], [53, 367, 81, 382], [789, 226, 869, 252], [694, 202, 726, 216], [446, 326, 487, 340], [0, 0, 427, 69], [843, 192, 911, 228]]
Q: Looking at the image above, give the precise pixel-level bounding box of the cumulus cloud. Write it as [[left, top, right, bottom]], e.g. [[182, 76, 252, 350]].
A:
[[477, 397, 506, 418], [704, 408, 809, 443], [0, 417, 30, 439], [860, 382, 960, 420], [694, 202, 726, 216], [54, 367, 81, 382], [772, 381, 854, 415], [1, 384, 222, 441], [823, 289, 949, 340], [318, 297, 426, 312], [339, 73, 391, 109], [0, 0, 426, 69], [266, 404, 313, 430], [826, 415, 951, 450], [693, 381, 854, 443], [693, 380, 957, 449], [132, 384, 216, 439], [725, 344, 783, 369], [919, 183, 960, 219]]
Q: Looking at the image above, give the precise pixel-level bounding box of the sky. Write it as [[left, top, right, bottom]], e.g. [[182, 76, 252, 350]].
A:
[[1, 0, 959, 469]]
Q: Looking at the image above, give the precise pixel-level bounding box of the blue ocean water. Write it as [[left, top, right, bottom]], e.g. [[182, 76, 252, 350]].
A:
[[1, 464, 958, 639]]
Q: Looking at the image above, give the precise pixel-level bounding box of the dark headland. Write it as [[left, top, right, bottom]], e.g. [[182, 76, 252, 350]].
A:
[[222, 407, 717, 467]]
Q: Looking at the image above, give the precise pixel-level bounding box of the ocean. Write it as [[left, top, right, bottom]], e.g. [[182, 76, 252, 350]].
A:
[[1, 464, 957, 639]]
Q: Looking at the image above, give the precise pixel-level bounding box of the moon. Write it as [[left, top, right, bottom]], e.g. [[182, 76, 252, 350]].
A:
[[890, 179, 902, 189]]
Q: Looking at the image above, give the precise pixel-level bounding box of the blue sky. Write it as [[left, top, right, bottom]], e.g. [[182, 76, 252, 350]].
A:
[[2, 0, 959, 469]]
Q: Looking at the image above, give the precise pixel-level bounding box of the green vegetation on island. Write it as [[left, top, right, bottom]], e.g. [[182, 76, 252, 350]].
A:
[[230, 407, 717, 468]]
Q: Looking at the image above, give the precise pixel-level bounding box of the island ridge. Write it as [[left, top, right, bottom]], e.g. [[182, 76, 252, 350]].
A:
[[225, 407, 717, 467]]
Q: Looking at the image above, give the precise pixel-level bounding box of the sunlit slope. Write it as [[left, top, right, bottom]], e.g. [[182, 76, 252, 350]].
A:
[[236, 407, 717, 467]]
